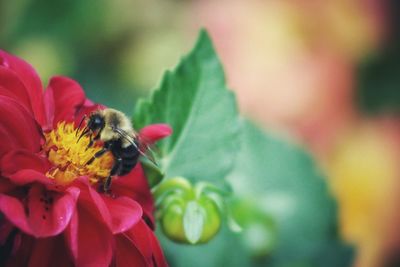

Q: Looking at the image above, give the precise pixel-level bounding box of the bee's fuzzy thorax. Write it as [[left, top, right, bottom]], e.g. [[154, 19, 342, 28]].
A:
[[98, 108, 135, 147]]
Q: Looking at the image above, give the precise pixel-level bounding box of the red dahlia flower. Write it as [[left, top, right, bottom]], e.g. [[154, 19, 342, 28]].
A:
[[0, 50, 172, 267]]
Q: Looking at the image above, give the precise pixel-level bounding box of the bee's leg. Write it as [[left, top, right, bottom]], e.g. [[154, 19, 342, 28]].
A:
[[102, 157, 122, 193], [110, 157, 123, 176], [87, 142, 113, 165], [86, 131, 101, 150], [103, 175, 113, 194], [86, 134, 94, 151], [86, 147, 109, 165]]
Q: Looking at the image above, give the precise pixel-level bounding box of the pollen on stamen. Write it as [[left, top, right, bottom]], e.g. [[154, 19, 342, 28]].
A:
[[43, 122, 114, 185]]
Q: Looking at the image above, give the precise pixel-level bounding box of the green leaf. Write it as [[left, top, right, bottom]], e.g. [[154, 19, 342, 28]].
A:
[[133, 30, 239, 185], [227, 120, 349, 264], [157, 226, 251, 267], [141, 159, 164, 187], [159, 119, 353, 267], [183, 201, 205, 244]]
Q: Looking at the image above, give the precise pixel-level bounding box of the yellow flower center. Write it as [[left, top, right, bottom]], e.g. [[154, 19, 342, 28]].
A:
[[43, 122, 114, 185]]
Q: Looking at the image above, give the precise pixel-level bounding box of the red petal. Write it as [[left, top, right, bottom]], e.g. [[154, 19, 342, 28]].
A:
[[0, 96, 42, 157], [27, 185, 80, 237], [112, 165, 155, 227], [114, 234, 147, 267], [3, 233, 33, 267], [74, 180, 142, 234], [102, 195, 142, 234], [0, 50, 45, 125], [0, 67, 33, 114], [44, 76, 85, 127], [124, 220, 168, 267], [148, 225, 169, 267], [64, 208, 78, 258], [7, 169, 55, 186], [43, 84, 55, 130], [0, 219, 14, 245], [0, 185, 79, 237], [139, 124, 172, 145], [0, 194, 32, 235], [73, 182, 112, 231], [28, 238, 55, 267], [1, 150, 49, 176], [0, 178, 16, 193], [123, 221, 153, 266], [64, 205, 113, 267], [27, 235, 74, 267]]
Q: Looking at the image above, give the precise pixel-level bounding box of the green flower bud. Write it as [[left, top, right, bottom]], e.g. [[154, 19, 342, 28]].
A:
[[154, 177, 223, 244], [160, 200, 186, 242], [198, 196, 221, 243]]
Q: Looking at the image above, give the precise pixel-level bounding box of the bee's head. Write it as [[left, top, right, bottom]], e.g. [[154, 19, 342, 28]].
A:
[[87, 113, 105, 132]]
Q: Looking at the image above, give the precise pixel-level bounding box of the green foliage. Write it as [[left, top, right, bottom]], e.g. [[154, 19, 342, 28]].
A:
[[228, 120, 335, 255], [133, 30, 239, 186], [158, 120, 353, 267], [228, 120, 353, 266], [135, 30, 353, 266]]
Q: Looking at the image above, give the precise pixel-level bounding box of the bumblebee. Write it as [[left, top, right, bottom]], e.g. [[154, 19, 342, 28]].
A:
[[78, 108, 152, 192]]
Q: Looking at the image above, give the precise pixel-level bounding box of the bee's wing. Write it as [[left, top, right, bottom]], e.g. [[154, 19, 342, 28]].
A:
[[137, 142, 158, 166], [113, 127, 158, 166]]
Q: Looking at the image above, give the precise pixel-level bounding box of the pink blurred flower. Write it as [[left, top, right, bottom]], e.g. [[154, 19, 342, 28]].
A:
[[191, 0, 386, 153]]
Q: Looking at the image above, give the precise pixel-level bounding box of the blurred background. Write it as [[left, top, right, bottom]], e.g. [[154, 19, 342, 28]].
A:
[[1, 0, 399, 266]]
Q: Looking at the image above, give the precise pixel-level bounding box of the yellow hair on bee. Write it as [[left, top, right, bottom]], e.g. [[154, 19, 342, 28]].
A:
[[94, 108, 136, 148]]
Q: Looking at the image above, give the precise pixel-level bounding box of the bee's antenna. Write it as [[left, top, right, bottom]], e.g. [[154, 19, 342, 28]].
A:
[[76, 115, 87, 137]]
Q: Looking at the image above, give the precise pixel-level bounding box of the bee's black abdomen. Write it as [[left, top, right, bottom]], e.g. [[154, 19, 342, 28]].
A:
[[107, 140, 140, 177]]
